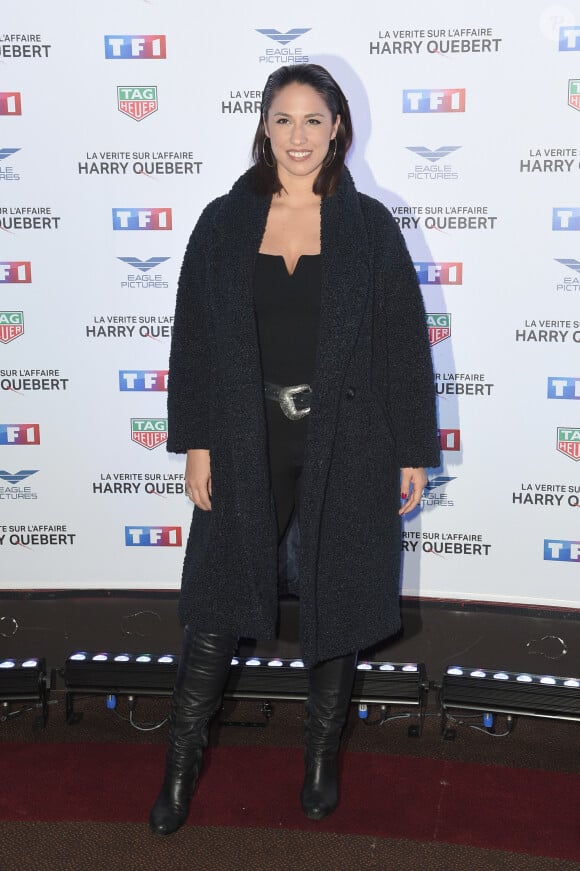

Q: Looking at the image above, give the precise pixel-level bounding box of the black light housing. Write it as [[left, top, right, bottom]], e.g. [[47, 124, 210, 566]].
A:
[[0, 657, 49, 727], [63, 651, 177, 723], [440, 664, 580, 732], [63, 651, 427, 730]]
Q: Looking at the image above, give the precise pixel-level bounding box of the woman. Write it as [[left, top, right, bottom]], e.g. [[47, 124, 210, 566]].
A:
[[149, 64, 440, 836]]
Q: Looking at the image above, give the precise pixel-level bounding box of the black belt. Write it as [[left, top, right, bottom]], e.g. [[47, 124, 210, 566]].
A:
[[264, 381, 312, 420]]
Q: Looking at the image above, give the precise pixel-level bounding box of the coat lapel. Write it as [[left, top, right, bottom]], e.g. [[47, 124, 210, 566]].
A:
[[300, 171, 372, 663], [313, 168, 370, 389], [209, 171, 271, 392], [207, 172, 277, 573], [301, 169, 371, 485]]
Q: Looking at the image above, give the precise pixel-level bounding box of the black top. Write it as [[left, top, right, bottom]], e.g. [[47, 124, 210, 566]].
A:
[[253, 253, 321, 385]]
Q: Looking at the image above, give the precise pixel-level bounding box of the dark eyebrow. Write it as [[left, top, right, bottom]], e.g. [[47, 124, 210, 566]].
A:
[[272, 112, 325, 118]]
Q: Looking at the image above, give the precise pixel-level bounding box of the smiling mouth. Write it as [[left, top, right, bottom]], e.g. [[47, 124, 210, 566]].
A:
[[288, 150, 312, 159]]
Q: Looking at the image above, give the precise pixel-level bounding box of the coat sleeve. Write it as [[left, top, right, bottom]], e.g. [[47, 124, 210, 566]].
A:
[[370, 199, 441, 469], [166, 200, 221, 453]]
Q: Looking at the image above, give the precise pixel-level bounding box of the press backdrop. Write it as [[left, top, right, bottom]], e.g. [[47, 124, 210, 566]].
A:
[[1, 0, 578, 605]]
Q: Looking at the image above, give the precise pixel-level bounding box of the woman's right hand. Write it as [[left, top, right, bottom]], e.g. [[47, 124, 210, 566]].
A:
[[185, 449, 212, 510]]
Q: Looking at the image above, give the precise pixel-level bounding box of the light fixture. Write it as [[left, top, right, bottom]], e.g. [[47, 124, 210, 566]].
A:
[[224, 657, 428, 731], [63, 651, 178, 723], [63, 651, 427, 729], [0, 657, 49, 727], [440, 664, 580, 733]]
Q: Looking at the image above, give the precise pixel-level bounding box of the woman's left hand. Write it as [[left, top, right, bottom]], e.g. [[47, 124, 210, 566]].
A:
[[399, 467, 427, 515]]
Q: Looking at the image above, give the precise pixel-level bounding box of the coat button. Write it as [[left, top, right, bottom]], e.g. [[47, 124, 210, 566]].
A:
[[345, 387, 356, 399]]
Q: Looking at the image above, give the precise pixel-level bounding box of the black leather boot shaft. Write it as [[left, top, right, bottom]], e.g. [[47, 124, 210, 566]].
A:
[[301, 652, 357, 820], [149, 627, 238, 836]]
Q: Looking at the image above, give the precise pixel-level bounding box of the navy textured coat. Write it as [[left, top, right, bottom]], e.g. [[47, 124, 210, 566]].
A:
[[167, 167, 440, 665]]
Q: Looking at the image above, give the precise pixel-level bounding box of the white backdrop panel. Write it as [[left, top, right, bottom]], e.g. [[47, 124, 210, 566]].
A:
[[1, 1, 578, 602]]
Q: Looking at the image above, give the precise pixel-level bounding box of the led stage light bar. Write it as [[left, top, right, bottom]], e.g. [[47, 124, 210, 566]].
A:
[[441, 665, 580, 724], [0, 657, 49, 727], [63, 652, 427, 726]]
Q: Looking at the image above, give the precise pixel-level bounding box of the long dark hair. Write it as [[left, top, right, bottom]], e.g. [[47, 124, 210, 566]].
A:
[[251, 64, 352, 197]]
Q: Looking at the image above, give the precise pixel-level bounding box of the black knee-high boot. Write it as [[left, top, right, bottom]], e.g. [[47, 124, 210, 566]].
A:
[[300, 652, 358, 820], [149, 626, 238, 836]]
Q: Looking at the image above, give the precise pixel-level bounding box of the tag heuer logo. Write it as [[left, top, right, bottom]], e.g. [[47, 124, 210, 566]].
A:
[[568, 79, 580, 112], [117, 86, 158, 121], [0, 311, 24, 344], [426, 313, 451, 346], [131, 418, 168, 450], [557, 427, 580, 461]]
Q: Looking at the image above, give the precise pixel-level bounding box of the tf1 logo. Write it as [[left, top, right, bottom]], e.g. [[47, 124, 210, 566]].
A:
[[552, 208, 580, 231], [125, 526, 182, 546], [104, 35, 166, 59], [403, 89, 465, 113], [0, 93, 22, 115], [119, 370, 168, 391], [544, 540, 580, 562], [438, 429, 460, 451], [0, 262, 32, 283], [112, 209, 172, 230], [0, 424, 40, 445], [415, 262, 463, 285], [559, 26, 580, 51], [548, 377, 580, 399]]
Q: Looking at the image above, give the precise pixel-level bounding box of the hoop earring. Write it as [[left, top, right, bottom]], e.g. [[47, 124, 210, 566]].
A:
[[322, 139, 337, 168], [262, 137, 276, 168]]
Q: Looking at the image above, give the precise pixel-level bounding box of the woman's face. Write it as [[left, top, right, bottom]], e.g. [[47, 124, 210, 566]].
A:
[[264, 82, 340, 184]]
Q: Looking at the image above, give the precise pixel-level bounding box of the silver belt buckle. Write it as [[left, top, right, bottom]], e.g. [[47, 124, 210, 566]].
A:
[[278, 384, 311, 420]]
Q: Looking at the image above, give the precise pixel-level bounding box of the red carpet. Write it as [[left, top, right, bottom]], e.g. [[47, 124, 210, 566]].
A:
[[3, 742, 579, 861]]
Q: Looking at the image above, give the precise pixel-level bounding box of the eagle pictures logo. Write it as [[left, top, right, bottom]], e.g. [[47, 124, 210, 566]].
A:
[[117, 86, 158, 121], [406, 146, 461, 162], [0, 470, 38, 485], [255, 28, 311, 64], [0, 147, 20, 182], [256, 28, 310, 45]]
